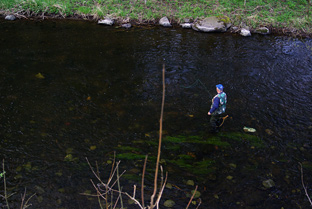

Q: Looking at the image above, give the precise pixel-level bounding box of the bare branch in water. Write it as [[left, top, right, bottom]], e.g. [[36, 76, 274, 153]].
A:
[[20, 188, 36, 209], [299, 162, 312, 206], [150, 63, 166, 208], [141, 155, 148, 208], [86, 63, 201, 209], [186, 185, 198, 209]]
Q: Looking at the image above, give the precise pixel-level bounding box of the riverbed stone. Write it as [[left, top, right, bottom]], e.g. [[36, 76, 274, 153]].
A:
[[159, 16, 172, 27], [255, 27, 270, 35], [262, 179, 275, 188], [186, 179, 195, 186], [240, 28, 251, 37], [187, 190, 201, 198], [98, 18, 114, 26], [164, 199, 175, 207], [192, 16, 231, 32], [5, 15, 16, 21], [165, 183, 173, 189], [121, 23, 132, 29]]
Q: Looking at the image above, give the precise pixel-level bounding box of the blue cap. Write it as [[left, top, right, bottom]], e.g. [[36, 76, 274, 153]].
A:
[[216, 84, 224, 90]]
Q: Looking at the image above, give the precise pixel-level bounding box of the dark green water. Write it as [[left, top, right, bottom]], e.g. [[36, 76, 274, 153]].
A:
[[0, 19, 312, 208]]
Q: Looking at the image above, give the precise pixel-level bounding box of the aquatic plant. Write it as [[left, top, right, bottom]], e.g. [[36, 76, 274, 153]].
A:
[[219, 132, 265, 148], [164, 135, 231, 147]]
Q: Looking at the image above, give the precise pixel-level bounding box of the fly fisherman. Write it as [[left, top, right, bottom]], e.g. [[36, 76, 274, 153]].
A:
[[208, 84, 227, 133]]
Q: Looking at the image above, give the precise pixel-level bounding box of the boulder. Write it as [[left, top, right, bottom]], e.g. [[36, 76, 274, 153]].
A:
[[192, 16, 231, 32], [240, 28, 251, 37], [255, 27, 270, 35], [98, 18, 114, 26], [5, 15, 16, 21], [159, 16, 172, 27]]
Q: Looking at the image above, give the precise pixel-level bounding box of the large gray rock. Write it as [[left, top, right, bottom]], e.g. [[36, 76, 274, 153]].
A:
[[192, 16, 231, 32], [98, 18, 114, 26], [159, 16, 172, 27], [5, 15, 16, 21]]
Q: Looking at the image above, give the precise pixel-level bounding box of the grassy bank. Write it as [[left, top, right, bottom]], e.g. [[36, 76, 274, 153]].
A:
[[1, 0, 312, 35]]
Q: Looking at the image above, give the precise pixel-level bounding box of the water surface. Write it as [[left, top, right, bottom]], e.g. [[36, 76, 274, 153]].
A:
[[0, 19, 312, 208]]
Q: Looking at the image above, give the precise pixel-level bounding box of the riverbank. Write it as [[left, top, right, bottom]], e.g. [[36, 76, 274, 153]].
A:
[[1, 0, 312, 37]]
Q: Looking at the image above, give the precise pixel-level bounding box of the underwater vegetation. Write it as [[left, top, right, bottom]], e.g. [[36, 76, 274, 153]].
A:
[[112, 131, 265, 180]]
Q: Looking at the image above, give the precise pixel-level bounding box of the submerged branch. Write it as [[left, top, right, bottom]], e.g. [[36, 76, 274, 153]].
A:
[[299, 162, 312, 206]]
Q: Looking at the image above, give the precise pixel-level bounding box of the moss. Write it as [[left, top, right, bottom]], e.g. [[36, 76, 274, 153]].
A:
[[220, 132, 265, 148], [201, 137, 231, 147], [133, 140, 158, 146], [115, 146, 141, 152], [168, 158, 216, 175], [164, 135, 230, 147], [164, 135, 188, 143], [177, 154, 194, 160], [116, 153, 146, 160], [192, 160, 216, 175], [216, 15, 231, 24], [123, 174, 141, 181], [164, 144, 181, 151], [302, 161, 312, 171]]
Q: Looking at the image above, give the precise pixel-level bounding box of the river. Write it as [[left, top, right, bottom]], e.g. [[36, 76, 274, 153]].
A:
[[0, 19, 312, 208]]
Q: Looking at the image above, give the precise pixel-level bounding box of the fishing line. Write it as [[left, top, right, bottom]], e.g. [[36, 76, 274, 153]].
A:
[[181, 79, 213, 98]]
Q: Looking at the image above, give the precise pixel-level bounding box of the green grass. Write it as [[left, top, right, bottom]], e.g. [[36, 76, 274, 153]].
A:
[[1, 0, 311, 33]]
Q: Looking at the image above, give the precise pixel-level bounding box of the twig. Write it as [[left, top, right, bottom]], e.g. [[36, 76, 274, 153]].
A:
[[90, 179, 107, 200], [155, 171, 168, 209], [112, 193, 120, 209], [141, 155, 148, 208], [196, 198, 202, 209], [20, 188, 36, 209], [124, 191, 144, 209], [116, 164, 123, 208], [186, 185, 198, 209], [159, 165, 164, 194], [299, 162, 312, 206], [20, 188, 26, 209], [150, 63, 166, 208], [2, 159, 10, 209]]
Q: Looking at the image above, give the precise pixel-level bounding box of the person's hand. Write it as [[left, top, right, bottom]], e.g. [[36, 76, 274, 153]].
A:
[[208, 112, 211, 115]]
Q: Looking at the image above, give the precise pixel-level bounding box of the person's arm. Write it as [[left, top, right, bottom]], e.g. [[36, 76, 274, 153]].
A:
[[208, 97, 220, 115]]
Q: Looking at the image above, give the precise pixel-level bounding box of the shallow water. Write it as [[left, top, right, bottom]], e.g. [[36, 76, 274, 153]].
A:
[[0, 19, 312, 208]]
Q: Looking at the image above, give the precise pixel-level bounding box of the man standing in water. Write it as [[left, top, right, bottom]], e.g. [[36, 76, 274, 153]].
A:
[[208, 84, 227, 133]]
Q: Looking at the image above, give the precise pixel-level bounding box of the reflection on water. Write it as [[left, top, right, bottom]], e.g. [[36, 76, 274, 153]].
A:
[[0, 19, 312, 208]]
